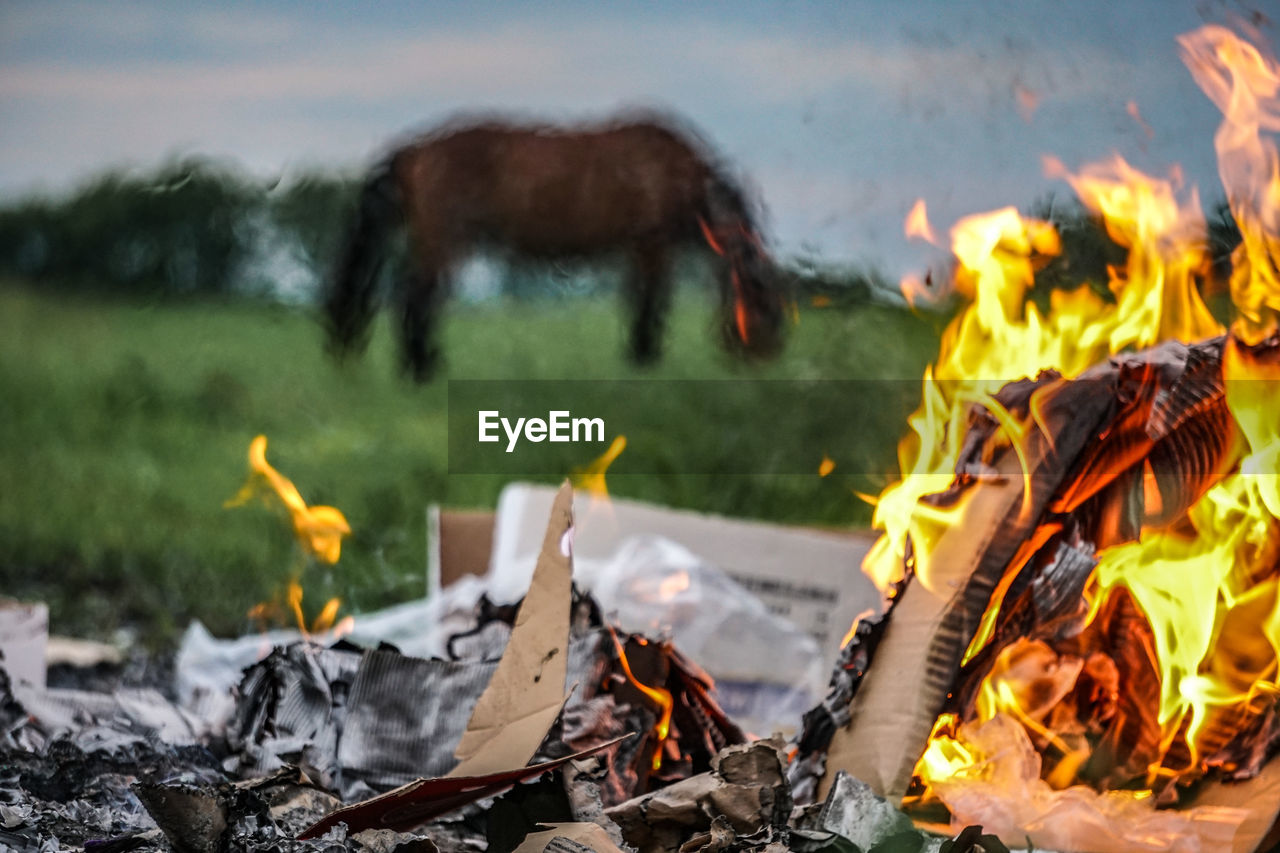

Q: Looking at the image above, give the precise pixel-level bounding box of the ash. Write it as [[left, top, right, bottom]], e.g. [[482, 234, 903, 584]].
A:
[[0, 590, 1001, 853]]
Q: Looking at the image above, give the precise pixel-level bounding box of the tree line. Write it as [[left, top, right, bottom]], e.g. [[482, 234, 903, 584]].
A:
[[0, 158, 359, 299], [0, 157, 1242, 308]]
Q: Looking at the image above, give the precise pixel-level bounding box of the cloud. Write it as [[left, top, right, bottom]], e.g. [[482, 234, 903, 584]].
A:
[[0, 1, 1238, 267]]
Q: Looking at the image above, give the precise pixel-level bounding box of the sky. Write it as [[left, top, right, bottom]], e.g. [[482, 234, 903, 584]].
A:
[[0, 0, 1270, 278]]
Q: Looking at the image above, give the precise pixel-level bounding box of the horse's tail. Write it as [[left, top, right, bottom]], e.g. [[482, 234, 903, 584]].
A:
[[324, 155, 403, 358]]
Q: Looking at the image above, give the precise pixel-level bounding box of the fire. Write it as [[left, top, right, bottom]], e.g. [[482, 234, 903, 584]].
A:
[[818, 454, 836, 477], [868, 157, 1223, 595], [863, 20, 1280, 809], [249, 580, 355, 641], [571, 434, 627, 500], [1180, 24, 1280, 346], [609, 629, 673, 771], [227, 435, 353, 640], [226, 435, 351, 564], [1079, 338, 1280, 777]]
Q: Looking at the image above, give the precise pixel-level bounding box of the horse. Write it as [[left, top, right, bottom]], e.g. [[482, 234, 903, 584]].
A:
[[323, 112, 786, 380]]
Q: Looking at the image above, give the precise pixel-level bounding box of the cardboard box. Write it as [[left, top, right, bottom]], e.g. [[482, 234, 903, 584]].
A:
[[430, 483, 881, 678]]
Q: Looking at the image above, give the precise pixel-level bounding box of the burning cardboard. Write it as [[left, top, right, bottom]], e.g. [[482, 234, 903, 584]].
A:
[[795, 21, 1280, 853], [288, 481, 744, 838]]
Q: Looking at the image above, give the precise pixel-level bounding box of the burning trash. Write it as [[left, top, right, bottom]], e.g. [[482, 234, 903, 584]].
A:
[[793, 20, 1280, 853], [9, 16, 1280, 853]]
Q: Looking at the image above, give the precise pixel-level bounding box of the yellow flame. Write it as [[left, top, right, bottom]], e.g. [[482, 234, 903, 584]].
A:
[[571, 435, 627, 499], [819, 454, 836, 477], [916, 714, 976, 789], [284, 579, 354, 641], [226, 435, 351, 564], [1054, 21, 1280, 778], [905, 23, 1280, 795], [1086, 339, 1280, 770], [867, 149, 1225, 596], [228, 435, 354, 643], [246, 578, 354, 642]]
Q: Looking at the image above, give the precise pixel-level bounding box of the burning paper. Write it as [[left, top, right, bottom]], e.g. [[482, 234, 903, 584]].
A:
[[805, 19, 1280, 853]]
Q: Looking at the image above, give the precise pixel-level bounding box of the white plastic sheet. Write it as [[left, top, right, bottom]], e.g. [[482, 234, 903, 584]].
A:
[[932, 714, 1248, 853]]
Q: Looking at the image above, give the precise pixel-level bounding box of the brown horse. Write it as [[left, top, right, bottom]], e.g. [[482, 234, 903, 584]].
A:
[[323, 112, 786, 380]]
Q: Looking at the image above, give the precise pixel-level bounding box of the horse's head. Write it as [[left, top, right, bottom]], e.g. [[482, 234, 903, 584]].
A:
[[700, 217, 787, 359]]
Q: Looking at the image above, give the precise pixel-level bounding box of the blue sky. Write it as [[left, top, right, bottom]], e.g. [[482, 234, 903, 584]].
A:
[[0, 1, 1265, 276]]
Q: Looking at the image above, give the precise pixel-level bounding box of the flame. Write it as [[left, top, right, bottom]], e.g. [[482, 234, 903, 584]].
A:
[[905, 198, 939, 245], [1180, 24, 1280, 345], [839, 607, 877, 649], [609, 630, 673, 771], [285, 580, 355, 641], [729, 269, 751, 345], [902, 22, 1280, 799], [226, 435, 351, 564], [245, 578, 355, 642], [867, 151, 1224, 595], [819, 454, 836, 477], [698, 216, 753, 345], [228, 435, 354, 643], [1063, 21, 1280, 781], [572, 434, 627, 500]]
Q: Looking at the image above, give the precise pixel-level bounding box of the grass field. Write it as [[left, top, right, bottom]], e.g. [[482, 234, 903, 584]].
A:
[[0, 278, 941, 645]]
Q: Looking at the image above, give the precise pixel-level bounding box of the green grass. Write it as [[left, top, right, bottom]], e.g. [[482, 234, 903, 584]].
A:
[[0, 279, 940, 645]]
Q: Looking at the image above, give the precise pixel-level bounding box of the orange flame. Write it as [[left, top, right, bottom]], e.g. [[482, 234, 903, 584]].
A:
[[731, 270, 751, 345], [226, 435, 351, 564], [610, 630, 673, 771], [905, 198, 939, 245], [246, 579, 355, 642], [819, 454, 836, 478], [286, 580, 355, 641]]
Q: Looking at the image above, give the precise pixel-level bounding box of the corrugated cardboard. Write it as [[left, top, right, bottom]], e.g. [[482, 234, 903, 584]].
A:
[[427, 506, 496, 596]]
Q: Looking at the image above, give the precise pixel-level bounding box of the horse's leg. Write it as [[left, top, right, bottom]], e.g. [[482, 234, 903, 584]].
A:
[[627, 240, 672, 365], [398, 255, 448, 382]]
